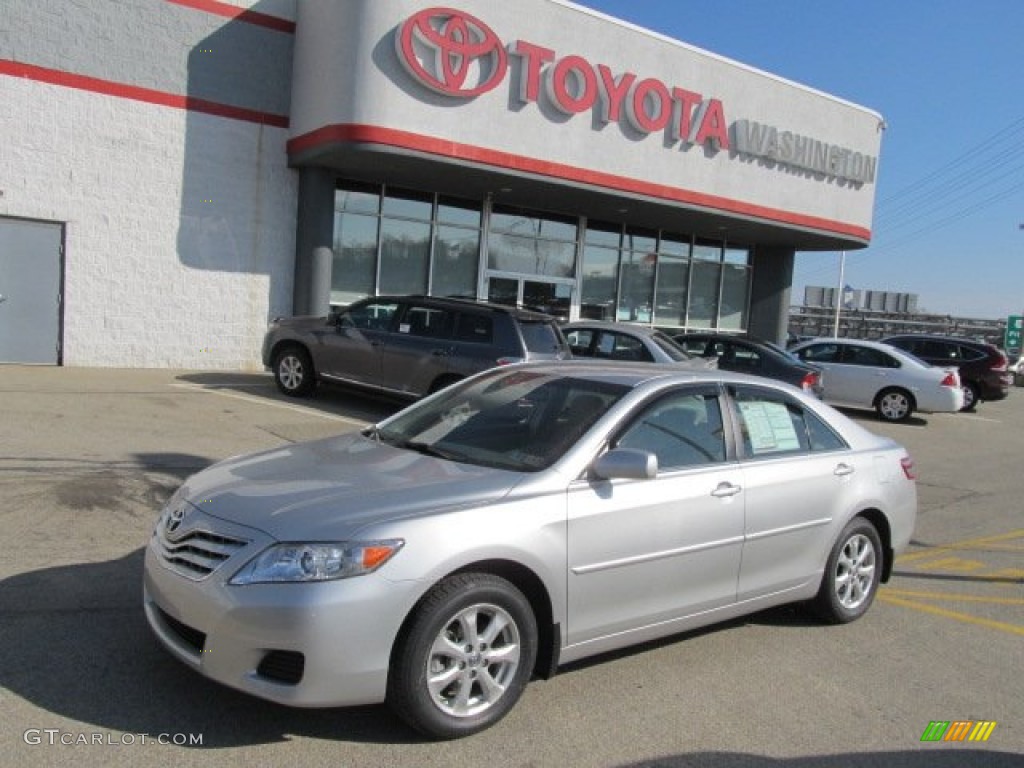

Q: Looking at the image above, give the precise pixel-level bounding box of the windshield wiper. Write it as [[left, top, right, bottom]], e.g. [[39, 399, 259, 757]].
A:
[[402, 440, 465, 462]]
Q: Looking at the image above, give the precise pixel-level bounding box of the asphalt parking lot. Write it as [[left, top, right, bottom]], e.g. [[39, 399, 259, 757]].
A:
[[1, 365, 1021, 767]]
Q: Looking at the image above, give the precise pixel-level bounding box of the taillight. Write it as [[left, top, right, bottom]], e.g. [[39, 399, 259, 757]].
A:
[[939, 372, 958, 387], [495, 357, 524, 366], [800, 371, 820, 391], [900, 455, 917, 480], [991, 352, 1008, 372]]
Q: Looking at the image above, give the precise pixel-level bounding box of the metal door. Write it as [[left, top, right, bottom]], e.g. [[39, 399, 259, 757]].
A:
[[0, 218, 63, 364]]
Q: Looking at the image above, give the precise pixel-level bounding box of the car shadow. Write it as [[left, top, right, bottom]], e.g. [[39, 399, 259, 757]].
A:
[[174, 372, 401, 425], [0, 549, 429, 746]]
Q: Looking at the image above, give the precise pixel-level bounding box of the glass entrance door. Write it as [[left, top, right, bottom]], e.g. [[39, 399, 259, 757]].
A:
[[486, 275, 573, 320]]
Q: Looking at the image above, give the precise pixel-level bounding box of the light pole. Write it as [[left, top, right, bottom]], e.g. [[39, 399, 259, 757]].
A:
[[832, 251, 846, 337]]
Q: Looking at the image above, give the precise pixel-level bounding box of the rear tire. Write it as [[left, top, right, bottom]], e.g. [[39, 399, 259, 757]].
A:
[[960, 382, 979, 412], [811, 518, 883, 624], [272, 346, 315, 397], [387, 573, 537, 739], [875, 388, 914, 421]]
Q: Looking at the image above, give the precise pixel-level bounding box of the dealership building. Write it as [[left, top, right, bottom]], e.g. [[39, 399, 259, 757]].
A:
[[1, 0, 883, 368]]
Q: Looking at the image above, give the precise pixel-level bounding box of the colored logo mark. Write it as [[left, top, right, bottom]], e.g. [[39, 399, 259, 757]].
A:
[[396, 7, 507, 98], [920, 720, 997, 742]]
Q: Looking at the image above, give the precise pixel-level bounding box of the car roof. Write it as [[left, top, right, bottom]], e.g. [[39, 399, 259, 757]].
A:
[[494, 359, 807, 392], [881, 333, 996, 349], [562, 321, 666, 337], [370, 295, 557, 321]]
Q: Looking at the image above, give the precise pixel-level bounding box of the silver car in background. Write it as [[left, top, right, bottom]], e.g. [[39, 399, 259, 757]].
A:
[[144, 362, 917, 739], [790, 337, 964, 422], [562, 320, 716, 368]]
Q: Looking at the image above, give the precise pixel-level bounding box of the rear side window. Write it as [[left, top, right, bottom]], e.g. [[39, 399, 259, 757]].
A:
[[400, 305, 453, 339], [453, 313, 494, 344], [730, 385, 848, 457], [519, 320, 566, 355], [797, 343, 839, 363]]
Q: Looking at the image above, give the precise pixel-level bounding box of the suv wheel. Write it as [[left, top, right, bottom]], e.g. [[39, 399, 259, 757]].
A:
[[273, 346, 315, 397]]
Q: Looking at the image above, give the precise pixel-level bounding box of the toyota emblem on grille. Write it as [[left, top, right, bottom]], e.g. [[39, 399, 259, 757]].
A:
[[166, 505, 188, 534], [396, 7, 508, 98]]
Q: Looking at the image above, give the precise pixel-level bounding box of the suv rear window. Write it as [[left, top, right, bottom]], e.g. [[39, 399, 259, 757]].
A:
[[518, 319, 565, 354]]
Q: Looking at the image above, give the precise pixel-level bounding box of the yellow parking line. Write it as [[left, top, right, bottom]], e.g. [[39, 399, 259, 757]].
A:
[[883, 588, 1024, 606], [877, 594, 1024, 637], [897, 530, 1024, 564]]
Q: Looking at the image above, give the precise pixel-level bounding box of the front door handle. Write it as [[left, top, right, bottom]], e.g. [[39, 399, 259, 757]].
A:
[[711, 481, 742, 498], [834, 463, 855, 477]]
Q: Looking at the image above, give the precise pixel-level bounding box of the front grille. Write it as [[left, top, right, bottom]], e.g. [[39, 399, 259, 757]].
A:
[[257, 651, 305, 685], [154, 527, 248, 580], [157, 607, 206, 654]]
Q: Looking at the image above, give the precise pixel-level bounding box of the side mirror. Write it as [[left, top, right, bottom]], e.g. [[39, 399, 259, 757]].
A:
[[591, 448, 657, 480]]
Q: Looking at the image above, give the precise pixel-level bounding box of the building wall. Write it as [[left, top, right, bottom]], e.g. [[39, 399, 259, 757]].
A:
[[1, 0, 298, 368], [290, 0, 883, 243]]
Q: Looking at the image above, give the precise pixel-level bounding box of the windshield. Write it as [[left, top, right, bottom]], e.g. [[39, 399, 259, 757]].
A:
[[651, 332, 694, 362], [370, 369, 629, 472]]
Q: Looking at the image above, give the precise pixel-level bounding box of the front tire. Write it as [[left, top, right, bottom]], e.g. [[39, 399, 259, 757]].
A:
[[811, 518, 883, 624], [387, 573, 538, 740], [875, 388, 914, 421], [272, 346, 315, 397]]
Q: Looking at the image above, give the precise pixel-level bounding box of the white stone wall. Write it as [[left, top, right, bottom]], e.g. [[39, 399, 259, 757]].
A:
[[1, 3, 298, 370], [1, 76, 297, 370]]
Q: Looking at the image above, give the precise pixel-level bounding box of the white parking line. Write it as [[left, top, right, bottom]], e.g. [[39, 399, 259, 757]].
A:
[[168, 382, 369, 425]]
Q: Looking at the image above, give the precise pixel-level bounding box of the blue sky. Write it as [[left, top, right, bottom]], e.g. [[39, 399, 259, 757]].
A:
[[579, 0, 1024, 320]]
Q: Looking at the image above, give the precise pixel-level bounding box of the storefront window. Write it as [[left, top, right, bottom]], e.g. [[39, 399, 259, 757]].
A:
[[688, 239, 722, 328], [331, 182, 482, 306], [488, 206, 577, 278], [331, 211, 378, 305], [617, 228, 657, 322], [379, 218, 431, 295], [433, 225, 479, 298], [719, 246, 750, 330], [653, 233, 690, 327]]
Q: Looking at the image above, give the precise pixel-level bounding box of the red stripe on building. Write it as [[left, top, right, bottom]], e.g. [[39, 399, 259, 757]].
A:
[[1, 60, 289, 128], [288, 124, 872, 241], [164, 0, 295, 34]]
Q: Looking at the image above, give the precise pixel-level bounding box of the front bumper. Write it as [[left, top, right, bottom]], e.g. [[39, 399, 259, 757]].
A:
[[143, 511, 422, 708]]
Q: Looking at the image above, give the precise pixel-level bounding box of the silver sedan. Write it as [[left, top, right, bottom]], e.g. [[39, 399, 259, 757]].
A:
[[144, 362, 917, 739]]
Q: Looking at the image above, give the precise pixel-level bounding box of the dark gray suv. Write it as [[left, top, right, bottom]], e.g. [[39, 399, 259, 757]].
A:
[[262, 296, 570, 398]]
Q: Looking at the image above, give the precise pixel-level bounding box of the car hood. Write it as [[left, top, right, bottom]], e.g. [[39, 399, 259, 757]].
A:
[[177, 432, 524, 541]]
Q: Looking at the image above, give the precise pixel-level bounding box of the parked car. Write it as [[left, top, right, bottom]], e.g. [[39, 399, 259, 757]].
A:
[[562, 321, 715, 368], [880, 334, 1011, 411], [144, 361, 917, 738], [790, 337, 964, 421], [674, 332, 822, 395], [262, 295, 570, 399]]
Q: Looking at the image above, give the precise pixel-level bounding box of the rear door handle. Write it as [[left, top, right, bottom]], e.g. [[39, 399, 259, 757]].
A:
[[834, 463, 855, 477]]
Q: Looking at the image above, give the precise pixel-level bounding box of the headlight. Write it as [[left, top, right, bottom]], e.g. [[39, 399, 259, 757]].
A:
[[229, 540, 404, 585]]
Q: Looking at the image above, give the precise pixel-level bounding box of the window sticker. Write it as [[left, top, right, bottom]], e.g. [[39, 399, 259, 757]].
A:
[[738, 400, 800, 454]]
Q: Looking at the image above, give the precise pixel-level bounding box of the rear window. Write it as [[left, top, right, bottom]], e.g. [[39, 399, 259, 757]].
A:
[[518, 319, 566, 355]]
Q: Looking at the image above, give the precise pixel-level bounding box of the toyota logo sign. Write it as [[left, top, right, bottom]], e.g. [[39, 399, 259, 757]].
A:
[[396, 7, 507, 98]]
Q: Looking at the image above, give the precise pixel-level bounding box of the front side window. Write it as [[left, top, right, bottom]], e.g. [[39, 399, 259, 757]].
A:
[[615, 390, 726, 468], [341, 301, 400, 331]]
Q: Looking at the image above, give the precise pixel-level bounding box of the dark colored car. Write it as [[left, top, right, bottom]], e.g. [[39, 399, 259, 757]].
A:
[[262, 295, 570, 398], [674, 332, 822, 395], [881, 334, 1011, 411]]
